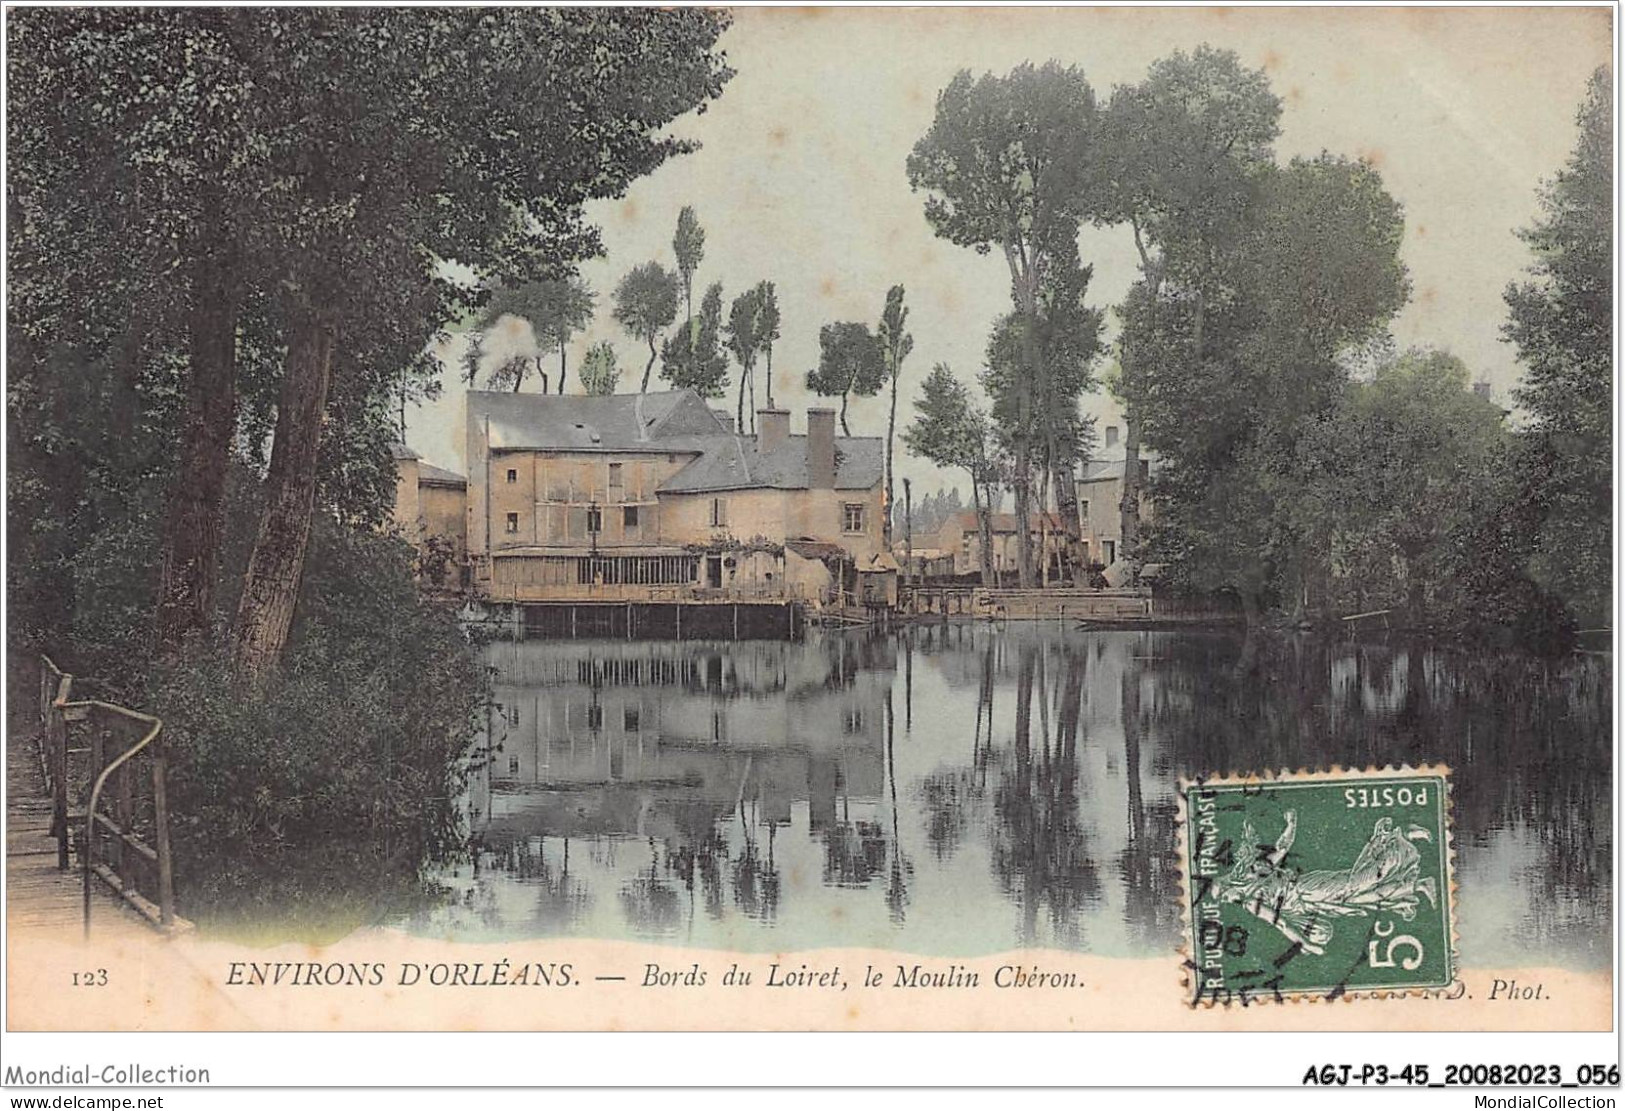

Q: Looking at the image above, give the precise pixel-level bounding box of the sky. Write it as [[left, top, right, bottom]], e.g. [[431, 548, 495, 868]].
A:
[[405, 4, 1612, 498]]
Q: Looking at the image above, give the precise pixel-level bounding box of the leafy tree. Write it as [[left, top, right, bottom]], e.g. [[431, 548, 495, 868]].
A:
[[980, 252, 1102, 582], [1503, 68, 1612, 624], [1293, 350, 1511, 626], [755, 281, 783, 408], [877, 286, 915, 548], [725, 286, 767, 432], [10, 8, 734, 681], [673, 206, 707, 335], [806, 321, 886, 436], [1097, 46, 1281, 583], [232, 10, 732, 679], [613, 261, 683, 392], [908, 61, 1100, 587], [579, 341, 622, 396], [904, 363, 1002, 584], [10, 10, 258, 651], [659, 282, 730, 399], [466, 277, 596, 394], [1137, 153, 1410, 622]]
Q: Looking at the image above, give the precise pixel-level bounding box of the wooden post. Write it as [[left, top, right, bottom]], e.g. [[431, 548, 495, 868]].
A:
[[115, 755, 133, 877], [151, 734, 175, 929], [903, 477, 913, 590], [571, 605, 577, 639], [52, 711, 69, 870], [675, 603, 682, 641], [733, 603, 739, 640]]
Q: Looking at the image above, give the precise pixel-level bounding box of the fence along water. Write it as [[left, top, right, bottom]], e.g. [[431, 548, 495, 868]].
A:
[[36, 655, 185, 937]]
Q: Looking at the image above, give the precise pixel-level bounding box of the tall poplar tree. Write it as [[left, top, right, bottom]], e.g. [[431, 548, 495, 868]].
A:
[[908, 62, 1100, 587]]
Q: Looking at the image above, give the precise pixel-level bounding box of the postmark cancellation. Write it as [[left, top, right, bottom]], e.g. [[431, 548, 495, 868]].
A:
[[1179, 765, 1457, 1005]]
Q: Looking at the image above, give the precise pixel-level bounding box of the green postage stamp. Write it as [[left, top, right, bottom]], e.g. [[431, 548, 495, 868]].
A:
[[1179, 766, 1456, 1004]]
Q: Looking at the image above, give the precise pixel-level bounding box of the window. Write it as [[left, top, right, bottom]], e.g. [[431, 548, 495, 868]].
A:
[[586, 506, 602, 533], [608, 462, 623, 489], [504, 512, 519, 534], [623, 505, 639, 529], [1080, 499, 1089, 520], [842, 707, 864, 734], [1103, 540, 1116, 565], [623, 706, 641, 732], [843, 503, 866, 533], [506, 468, 517, 484], [586, 703, 603, 731], [508, 756, 519, 776], [710, 498, 728, 528]]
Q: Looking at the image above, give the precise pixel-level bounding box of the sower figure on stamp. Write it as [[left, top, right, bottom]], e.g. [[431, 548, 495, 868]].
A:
[[1216, 811, 1439, 955]]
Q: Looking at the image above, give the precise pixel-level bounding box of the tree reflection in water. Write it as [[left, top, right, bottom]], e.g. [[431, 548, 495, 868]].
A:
[[988, 642, 1102, 948], [407, 627, 1608, 969]]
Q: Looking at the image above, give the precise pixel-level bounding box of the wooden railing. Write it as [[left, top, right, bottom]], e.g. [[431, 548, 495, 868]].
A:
[[37, 656, 183, 937]]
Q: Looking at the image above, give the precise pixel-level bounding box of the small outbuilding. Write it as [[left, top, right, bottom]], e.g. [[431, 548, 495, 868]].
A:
[[857, 551, 900, 609]]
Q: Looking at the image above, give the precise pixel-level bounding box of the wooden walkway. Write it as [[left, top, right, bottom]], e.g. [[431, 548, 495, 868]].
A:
[[5, 715, 149, 937]]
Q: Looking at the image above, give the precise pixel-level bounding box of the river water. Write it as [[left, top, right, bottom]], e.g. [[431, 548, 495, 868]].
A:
[[404, 626, 1611, 969]]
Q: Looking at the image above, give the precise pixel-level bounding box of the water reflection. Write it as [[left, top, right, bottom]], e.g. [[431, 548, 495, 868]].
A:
[[405, 626, 1610, 970]]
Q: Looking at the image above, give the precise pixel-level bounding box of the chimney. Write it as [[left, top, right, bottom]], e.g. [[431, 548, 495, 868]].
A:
[[1104, 425, 1119, 449], [807, 408, 836, 488], [758, 408, 790, 453], [711, 408, 735, 434]]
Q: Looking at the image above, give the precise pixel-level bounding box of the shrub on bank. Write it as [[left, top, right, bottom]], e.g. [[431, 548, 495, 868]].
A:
[[145, 522, 489, 938]]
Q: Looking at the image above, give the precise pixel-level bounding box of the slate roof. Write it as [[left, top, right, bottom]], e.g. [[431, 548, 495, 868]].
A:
[[470, 390, 721, 452], [659, 434, 882, 494], [468, 389, 883, 494], [418, 461, 467, 487]]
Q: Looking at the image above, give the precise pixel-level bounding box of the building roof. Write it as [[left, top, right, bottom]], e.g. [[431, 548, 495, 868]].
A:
[[786, 538, 848, 561], [418, 461, 467, 487], [470, 390, 724, 452], [659, 434, 882, 494], [390, 442, 420, 461], [469, 389, 883, 494]]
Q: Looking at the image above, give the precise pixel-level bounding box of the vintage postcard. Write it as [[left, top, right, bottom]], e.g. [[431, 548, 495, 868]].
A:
[[2, 1, 1613, 1067]]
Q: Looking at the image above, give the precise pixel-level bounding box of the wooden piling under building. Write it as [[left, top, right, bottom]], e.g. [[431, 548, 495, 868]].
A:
[[507, 599, 802, 641]]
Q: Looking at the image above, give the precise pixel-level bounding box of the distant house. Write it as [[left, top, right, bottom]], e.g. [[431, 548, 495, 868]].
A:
[[391, 443, 467, 583], [463, 390, 885, 602], [929, 510, 1065, 579], [1076, 423, 1157, 570]]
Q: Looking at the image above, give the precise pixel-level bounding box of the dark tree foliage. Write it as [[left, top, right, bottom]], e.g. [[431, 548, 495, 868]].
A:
[[904, 364, 1002, 584], [614, 261, 684, 393], [466, 278, 596, 394], [1096, 47, 1282, 581], [1135, 154, 1410, 619], [9, 7, 734, 676], [660, 282, 731, 400], [807, 321, 887, 436], [878, 286, 915, 547], [1503, 68, 1613, 625], [6, 8, 733, 922], [908, 61, 1101, 587]]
